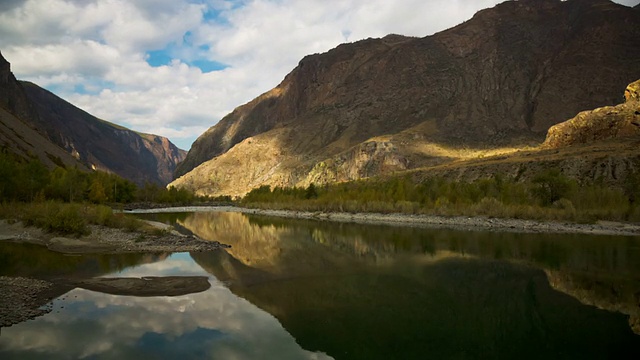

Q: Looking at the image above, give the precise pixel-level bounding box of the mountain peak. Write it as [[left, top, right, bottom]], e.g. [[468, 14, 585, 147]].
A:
[[171, 0, 640, 197]]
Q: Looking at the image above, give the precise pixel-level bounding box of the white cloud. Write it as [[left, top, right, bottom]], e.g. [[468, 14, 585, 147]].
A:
[[0, 0, 637, 150]]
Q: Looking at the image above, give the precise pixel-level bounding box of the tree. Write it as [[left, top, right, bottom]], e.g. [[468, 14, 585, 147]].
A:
[[532, 169, 576, 206], [88, 178, 107, 203], [305, 183, 318, 199]]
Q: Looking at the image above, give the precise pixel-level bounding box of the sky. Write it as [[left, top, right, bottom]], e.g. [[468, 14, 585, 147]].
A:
[[0, 0, 638, 150]]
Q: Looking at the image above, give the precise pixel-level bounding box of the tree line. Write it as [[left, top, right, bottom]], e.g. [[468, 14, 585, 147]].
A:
[[241, 170, 640, 223], [0, 149, 198, 204]]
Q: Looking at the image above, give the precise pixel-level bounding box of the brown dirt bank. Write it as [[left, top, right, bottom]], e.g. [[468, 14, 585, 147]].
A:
[[127, 206, 640, 237]]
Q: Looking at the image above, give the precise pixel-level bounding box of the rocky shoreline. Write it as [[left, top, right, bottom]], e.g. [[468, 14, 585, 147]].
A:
[[127, 205, 640, 237], [0, 276, 67, 328]]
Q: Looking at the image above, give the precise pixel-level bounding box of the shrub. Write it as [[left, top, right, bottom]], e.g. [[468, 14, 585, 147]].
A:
[[474, 197, 504, 217], [20, 202, 89, 236]]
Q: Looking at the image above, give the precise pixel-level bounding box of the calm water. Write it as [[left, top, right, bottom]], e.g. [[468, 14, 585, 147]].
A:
[[1, 211, 640, 359]]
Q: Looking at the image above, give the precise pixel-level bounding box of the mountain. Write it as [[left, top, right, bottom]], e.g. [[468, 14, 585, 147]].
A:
[[20, 82, 187, 185], [0, 53, 88, 169], [171, 0, 640, 197], [0, 51, 186, 185]]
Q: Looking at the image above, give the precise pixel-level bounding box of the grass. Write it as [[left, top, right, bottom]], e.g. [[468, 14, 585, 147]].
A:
[[0, 201, 145, 237]]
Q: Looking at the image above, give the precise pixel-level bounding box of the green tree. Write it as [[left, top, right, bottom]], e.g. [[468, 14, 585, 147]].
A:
[[88, 178, 107, 203], [532, 169, 576, 206], [305, 183, 318, 199]]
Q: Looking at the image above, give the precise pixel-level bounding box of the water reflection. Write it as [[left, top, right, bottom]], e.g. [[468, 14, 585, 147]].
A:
[[0, 252, 332, 360], [7, 212, 636, 359], [140, 211, 640, 359], [0, 242, 168, 280]]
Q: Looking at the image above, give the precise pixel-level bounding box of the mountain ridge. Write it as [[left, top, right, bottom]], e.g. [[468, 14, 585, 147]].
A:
[[20, 81, 187, 185], [171, 0, 640, 197], [0, 51, 186, 185]]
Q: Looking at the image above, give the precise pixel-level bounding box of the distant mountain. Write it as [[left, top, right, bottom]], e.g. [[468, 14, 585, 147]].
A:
[[171, 0, 640, 197], [20, 82, 187, 185], [0, 52, 186, 185]]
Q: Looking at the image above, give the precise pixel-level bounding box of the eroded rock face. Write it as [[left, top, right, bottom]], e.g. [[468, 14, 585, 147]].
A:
[[173, 0, 640, 196], [543, 79, 640, 148], [304, 140, 409, 186]]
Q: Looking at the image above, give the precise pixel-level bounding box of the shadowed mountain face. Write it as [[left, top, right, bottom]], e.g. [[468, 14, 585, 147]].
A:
[[0, 53, 86, 169], [0, 52, 186, 185], [172, 0, 640, 197], [20, 82, 186, 185]]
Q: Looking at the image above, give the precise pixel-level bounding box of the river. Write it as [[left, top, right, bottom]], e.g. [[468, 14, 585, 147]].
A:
[[1, 210, 640, 359]]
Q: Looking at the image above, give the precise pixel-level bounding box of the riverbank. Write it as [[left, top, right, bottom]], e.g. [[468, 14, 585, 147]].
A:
[[0, 218, 228, 328], [0, 219, 229, 254], [126, 205, 640, 237]]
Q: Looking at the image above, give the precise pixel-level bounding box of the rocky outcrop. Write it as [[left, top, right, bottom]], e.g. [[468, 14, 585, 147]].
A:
[[625, 79, 640, 102], [543, 79, 640, 148], [173, 0, 640, 196], [19, 81, 186, 185], [0, 51, 38, 125], [304, 140, 409, 186]]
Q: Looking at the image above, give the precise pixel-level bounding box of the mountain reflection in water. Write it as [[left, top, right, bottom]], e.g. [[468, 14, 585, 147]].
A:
[[3, 211, 639, 359], [163, 211, 640, 359]]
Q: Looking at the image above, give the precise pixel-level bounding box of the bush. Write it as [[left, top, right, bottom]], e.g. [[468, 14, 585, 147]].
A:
[[21, 202, 88, 236], [473, 197, 504, 217]]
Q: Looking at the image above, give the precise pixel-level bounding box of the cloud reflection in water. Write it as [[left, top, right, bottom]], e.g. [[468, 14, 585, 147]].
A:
[[0, 253, 332, 360]]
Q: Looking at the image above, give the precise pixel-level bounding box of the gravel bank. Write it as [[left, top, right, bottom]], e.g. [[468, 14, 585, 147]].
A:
[[0, 220, 230, 254], [126, 206, 640, 237], [0, 276, 67, 328]]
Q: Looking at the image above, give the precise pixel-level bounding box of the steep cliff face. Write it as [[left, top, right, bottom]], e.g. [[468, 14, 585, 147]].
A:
[[0, 52, 37, 125], [173, 0, 640, 196], [19, 81, 186, 185]]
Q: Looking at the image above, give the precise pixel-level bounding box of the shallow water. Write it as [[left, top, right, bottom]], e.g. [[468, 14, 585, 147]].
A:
[[1, 211, 640, 359]]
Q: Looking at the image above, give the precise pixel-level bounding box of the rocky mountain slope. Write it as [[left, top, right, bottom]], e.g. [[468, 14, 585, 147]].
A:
[[0, 54, 88, 169], [172, 0, 640, 197], [20, 82, 187, 185], [0, 52, 186, 185]]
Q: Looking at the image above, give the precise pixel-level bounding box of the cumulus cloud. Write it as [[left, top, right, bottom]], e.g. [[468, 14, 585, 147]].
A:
[[0, 0, 637, 149]]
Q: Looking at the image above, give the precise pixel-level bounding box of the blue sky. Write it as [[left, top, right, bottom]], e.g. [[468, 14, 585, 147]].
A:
[[0, 0, 638, 151]]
